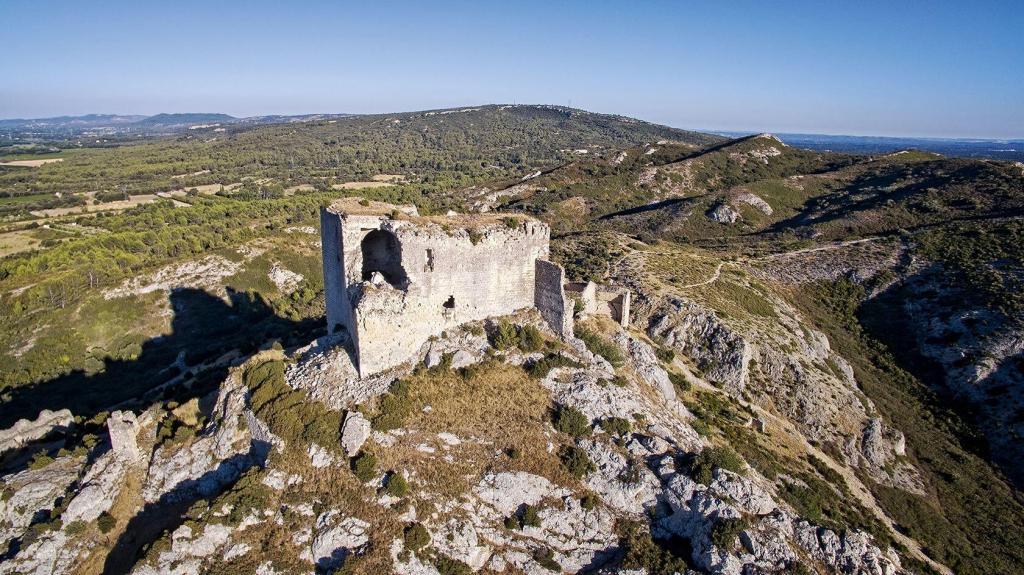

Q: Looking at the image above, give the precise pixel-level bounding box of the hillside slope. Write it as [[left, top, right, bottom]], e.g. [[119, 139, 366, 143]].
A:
[[1, 110, 1023, 574]]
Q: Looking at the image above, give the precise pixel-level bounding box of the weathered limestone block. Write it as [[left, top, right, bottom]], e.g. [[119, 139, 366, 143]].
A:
[[340, 412, 370, 456], [107, 410, 141, 461]]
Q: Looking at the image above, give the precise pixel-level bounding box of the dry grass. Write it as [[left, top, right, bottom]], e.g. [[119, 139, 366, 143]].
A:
[[0, 158, 64, 167], [374, 361, 576, 498], [0, 229, 41, 257]]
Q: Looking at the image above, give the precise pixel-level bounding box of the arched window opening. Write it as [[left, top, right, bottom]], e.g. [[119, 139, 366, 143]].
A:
[[361, 230, 408, 288]]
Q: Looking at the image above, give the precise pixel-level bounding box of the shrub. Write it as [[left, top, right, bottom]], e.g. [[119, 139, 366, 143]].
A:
[[576, 327, 625, 367], [553, 405, 591, 438], [28, 452, 54, 470], [517, 324, 545, 352], [533, 547, 561, 571], [560, 445, 595, 479], [690, 446, 745, 484], [655, 347, 675, 364], [492, 320, 518, 350], [352, 452, 378, 482], [373, 378, 414, 431], [97, 512, 117, 534], [65, 520, 87, 536], [433, 556, 472, 575], [580, 493, 599, 510], [526, 353, 581, 379], [403, 523, 430, 552], [668, 371, 691, 392], [599, 416, 632, 437], [619, 521, 689, 574], [504, 515, 522, 530], [384, 472, 409, 497], [710, 516, 749, 549], [502, 216, 520, 229], [522, 504, 542, 528], [245, 360, 344, 448], [221, 469, 272, 525]]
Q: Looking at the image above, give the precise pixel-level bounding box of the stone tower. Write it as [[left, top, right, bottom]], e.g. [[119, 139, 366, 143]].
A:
[[320, 198, 573, 377]]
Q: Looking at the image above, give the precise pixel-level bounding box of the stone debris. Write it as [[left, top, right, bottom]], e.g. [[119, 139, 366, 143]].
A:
[[340, 411, 371, 456]]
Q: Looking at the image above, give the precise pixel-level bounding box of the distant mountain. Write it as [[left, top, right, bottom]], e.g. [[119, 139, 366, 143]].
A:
[[133, 113, 237, 127], [0, 114, 146, 129]]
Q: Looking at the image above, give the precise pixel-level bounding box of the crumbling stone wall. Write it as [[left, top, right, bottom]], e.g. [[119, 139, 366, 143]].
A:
[[535, 260, 574, 338], [321, 200, 553, 376], [565, 280, 631, 327]]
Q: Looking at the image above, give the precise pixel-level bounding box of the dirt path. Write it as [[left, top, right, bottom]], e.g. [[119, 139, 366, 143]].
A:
[[756, 237, 884, 260]]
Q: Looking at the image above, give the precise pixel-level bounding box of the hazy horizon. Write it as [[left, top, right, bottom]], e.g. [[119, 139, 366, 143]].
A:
[[3, 1, 1022, 139]]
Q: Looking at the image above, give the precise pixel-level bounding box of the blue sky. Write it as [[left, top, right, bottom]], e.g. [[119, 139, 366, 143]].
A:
[[2, 1, 1021, 138]]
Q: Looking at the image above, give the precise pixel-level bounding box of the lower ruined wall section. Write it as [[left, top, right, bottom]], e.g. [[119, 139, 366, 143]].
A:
[[321, 209, 351, 336], [534, 259, 574, 338]]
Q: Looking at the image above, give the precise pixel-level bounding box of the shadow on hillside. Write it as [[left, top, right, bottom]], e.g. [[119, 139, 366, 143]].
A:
[[0, 287, 323, 430], [102, 439, 272, 574]]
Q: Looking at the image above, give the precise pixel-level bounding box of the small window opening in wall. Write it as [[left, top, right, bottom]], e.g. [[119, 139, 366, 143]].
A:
[[443, 295, 455, 309], [425, 249, 434, 272]]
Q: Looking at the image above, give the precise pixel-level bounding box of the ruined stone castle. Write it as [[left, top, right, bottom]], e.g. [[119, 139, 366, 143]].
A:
[[320, 198, 628, 377]]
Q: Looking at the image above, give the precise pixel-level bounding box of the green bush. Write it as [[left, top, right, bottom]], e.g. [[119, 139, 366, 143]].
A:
[[384, 472, 409, 497], [533, 547, 561, 572], [690, 446, 745, 484], [553, 405, 591, 438], [433, 556, 472, 575], [525, 353, 581, 379], [518, 324, 545, 352], [504, 515, 522, 530], [619, 521, 689, 574], [599, 416, 632, 437], [97, 512, 117, 534], [710, 516, 749, 549], [245, 360, 343, 449], [560, 445, 595, 479], [576, 327, 625, 367], [668, 371, 691, 392], [372, 378, 414, 431], [492, 320, 519, 350], [352, 452, 378, 482], [65, 520, 87, 536], [522, 504, 542, 528], [28, 452, 54, 470], [580, 493, 599, 510], [220, 469, 272, 525], [655, 347, 675, 364], [403, 523, 431, 552]]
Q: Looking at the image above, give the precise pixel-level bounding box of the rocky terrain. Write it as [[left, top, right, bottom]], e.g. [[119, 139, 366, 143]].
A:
[[2, 109, 1023, 574]]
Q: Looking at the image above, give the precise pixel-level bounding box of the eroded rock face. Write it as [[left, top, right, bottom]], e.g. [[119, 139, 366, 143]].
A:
[[143, 371, 271, 504], [648, 296, 750, 393], [640, 290, 921, 492], [305, 511, 370, 570], [708, 203, 741, 224], [0, 409, 74, 456], [0, 455, 84, 549]]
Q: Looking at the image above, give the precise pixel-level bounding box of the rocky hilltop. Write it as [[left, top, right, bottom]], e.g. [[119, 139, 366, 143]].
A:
[[1, 110, 1023, 574]]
